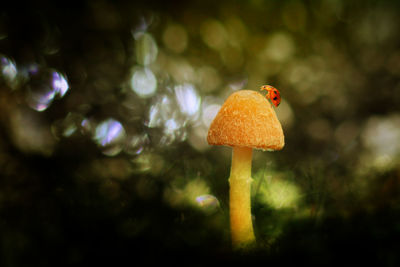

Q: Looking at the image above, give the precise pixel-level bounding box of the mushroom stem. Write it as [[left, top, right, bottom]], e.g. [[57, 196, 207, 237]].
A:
[[229, 146, 255, 247]]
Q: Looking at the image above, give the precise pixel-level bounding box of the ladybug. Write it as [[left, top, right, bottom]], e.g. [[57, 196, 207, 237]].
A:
[[260, 85, 281, 107]]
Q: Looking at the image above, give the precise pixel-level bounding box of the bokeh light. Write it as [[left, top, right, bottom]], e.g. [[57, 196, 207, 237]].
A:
[[262, 32, 295, 63], [163, 177, 215, 210], [361, 114, 400, 169], [25, 68, 69, 112], [51, 112, 84, 139], [195, 194, 220, 215], [135, 33, 158, 66], [0, 55, 18, 87], [255, 172, 301, 210], [130, 67, 157, 98], [162, 23, 188, 54], [200, 19, 228, 51], [174, 83, 200, 120], [94, 118, 126, 156]]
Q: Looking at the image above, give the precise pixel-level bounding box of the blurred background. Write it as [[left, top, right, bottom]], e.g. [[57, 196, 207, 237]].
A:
[[1, 0, 400, 265]]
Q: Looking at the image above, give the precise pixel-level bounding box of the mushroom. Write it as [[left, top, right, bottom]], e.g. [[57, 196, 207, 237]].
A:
[[207, 90, 284, 248]]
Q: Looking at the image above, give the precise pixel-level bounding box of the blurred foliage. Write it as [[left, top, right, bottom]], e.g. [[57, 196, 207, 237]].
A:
[[1, 0, 400, 265]]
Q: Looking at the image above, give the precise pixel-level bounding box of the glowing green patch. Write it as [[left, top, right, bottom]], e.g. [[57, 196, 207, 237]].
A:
[[255, 172, 301, 209]]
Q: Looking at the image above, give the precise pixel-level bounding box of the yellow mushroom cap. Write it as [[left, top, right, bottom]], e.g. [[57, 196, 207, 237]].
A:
[[207, 90, 284, 151]]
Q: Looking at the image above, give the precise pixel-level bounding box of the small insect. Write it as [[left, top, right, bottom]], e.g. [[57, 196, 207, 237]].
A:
[[260, 85, 281, 107]]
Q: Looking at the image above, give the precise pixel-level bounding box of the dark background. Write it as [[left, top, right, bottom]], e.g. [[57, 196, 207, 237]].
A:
[[1, 0, 400, 265]]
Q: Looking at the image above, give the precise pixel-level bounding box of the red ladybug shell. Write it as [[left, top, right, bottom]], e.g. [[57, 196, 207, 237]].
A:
[[260, 85, 281, 107]]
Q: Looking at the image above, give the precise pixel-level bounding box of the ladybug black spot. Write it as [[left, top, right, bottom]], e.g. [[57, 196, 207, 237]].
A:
[[273, 97, 278, 100]]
